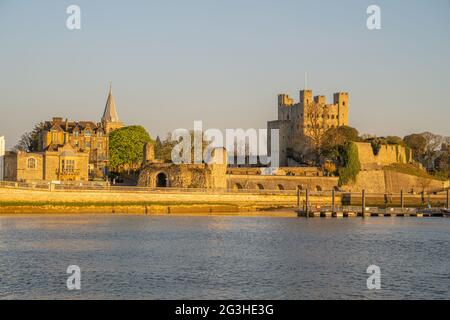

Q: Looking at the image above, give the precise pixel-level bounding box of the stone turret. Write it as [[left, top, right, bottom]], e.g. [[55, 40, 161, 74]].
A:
[[143, 142, 155, 164]]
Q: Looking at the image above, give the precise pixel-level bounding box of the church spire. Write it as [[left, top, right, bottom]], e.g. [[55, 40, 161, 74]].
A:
[[102, 82, 120, 123]]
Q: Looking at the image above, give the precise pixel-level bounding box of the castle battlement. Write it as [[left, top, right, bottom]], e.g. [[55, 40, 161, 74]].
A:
[[269, 88, 350, 166]]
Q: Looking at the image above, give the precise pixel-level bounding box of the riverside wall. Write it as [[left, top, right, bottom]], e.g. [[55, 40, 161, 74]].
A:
[[0, 187, 336, 215]]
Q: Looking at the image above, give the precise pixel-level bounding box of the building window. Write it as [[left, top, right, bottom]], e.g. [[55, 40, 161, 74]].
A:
[[84, 131, 91, 137], [27, 158, 36, 169], [85, 141, 91, 148], [62, 159, 75, 172], [97, 142, 103, 149]]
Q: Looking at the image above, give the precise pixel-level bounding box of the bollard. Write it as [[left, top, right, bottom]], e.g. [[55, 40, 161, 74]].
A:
[[297, 187, 300, 210], [332, 189, 335, 213], [362, 189, 366, 218], [447, 189, 449, 209], [400, 189, 404, 211], [305, 189, 309, 218]]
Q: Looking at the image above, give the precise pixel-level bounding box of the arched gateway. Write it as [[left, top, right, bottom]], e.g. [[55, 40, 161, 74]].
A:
[[156, 172, 168, 187]]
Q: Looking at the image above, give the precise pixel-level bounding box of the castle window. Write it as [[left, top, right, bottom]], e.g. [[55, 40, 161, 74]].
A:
[[74, 131, 79, 137], [85, 131, 91, 137], [97, 141, 103, 149], [85, 141, 91, 148], [27, 158, 36, 169]]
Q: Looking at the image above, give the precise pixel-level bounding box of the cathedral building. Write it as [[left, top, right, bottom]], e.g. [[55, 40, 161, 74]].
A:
[[3, 85, 124, 182]]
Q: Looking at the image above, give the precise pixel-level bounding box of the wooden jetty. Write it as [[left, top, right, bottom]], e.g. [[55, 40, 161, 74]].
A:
[[296, 188, 449, 218]]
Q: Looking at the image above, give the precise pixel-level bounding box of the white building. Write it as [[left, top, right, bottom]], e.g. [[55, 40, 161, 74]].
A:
[[0, 136, 5, 181]]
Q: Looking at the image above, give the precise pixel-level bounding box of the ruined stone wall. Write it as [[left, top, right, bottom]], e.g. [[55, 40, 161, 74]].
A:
[[138, 162, 227, 189], [354, 142, 411, 169], [342, 169, 448, 193]]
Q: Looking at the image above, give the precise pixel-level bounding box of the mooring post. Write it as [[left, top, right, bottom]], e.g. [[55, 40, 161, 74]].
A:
[[297, 186, 300, 210], [362, 189, 366, 218], [446, 189, 449, 209], [421, 191, 425, 207], [332, 189, 335, 213], [305, 188, 309, 218], [401, 189, 404, 211]]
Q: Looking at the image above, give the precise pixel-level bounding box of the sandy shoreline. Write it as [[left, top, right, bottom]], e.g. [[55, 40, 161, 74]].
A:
[[0, 201, 298, 217]]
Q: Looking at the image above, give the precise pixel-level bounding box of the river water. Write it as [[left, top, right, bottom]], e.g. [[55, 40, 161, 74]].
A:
[[0, 214, 448, 299]]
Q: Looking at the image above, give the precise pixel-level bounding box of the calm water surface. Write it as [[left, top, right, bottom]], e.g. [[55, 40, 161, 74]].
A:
[[0, 214, 449, 299]]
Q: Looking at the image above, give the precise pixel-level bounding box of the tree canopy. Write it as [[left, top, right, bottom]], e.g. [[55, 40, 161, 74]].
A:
[[321, 126, 360, 162], [14, 122, 45, 152], [109, 126, 153, 171]]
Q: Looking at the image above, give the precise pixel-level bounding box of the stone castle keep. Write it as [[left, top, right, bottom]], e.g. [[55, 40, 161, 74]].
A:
[[268, 89, 349, 166]]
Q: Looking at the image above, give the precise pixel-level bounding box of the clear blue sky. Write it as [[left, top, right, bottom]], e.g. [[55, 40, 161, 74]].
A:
[[1, 0, 449, 148]]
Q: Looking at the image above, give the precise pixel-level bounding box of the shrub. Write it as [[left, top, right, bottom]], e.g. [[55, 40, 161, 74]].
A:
[[338, 142, 361, 186]]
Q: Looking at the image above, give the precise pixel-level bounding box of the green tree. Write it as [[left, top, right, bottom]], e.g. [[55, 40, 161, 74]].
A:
[[109, 126, 153, 172], [385, 136, 404, 145], [155, 131, 211, 163], [403, 134, 427, 161], [154, 133, 176, 163], [14, 122, 45, 152], [321, 126, 360, 162], [338, 142, 361, 186]]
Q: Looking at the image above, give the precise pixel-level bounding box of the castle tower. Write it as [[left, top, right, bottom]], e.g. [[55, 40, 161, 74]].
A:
[[299, 90, 313, 107], [333, 92, 349, 126], [102, 83, 124, 134]]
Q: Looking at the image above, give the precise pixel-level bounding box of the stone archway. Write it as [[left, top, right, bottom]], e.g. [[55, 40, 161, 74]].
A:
[[156, 172, 168, 187], [233, 183, 243, 191]]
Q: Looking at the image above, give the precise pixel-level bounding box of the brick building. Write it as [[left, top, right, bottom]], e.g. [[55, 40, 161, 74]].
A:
[[3, 85, 124, 182]]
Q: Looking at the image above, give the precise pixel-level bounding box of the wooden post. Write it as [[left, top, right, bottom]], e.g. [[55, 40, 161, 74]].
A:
[[400, 189, 404, 211], [332, 189, 335, 213], [447, 189, 449, 209], [305, 189, 309, 218], [297, 187, 301, 211], [362, 189, 366, 218]]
